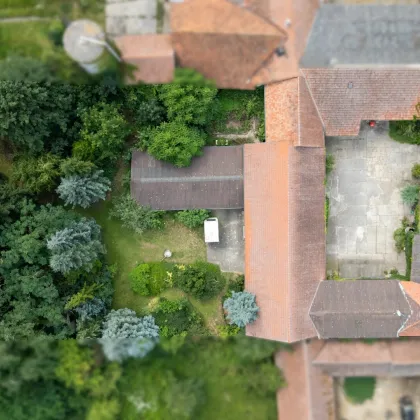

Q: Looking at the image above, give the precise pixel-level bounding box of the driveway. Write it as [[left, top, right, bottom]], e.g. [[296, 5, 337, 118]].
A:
[[326, 121, 420, 278], [206, 209, 244, 273], [337, 377, 420, 420]]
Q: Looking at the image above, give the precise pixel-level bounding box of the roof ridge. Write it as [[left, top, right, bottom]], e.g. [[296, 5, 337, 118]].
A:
[[398, 281, 413, 336]]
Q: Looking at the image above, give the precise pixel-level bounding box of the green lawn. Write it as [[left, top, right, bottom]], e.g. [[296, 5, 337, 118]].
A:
[[0, 0, 104, 22], [343, 377, 376, 404], [76, 200, 228, 333]]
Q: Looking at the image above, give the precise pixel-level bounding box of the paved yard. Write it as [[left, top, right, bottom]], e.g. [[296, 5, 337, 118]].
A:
[[337, 376, 420, 420], [206, 209, 244, 273], [326, 121, 420, 278]]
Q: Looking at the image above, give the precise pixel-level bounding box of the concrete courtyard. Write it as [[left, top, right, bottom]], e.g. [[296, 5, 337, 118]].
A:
[[326, 121, 420, 278]]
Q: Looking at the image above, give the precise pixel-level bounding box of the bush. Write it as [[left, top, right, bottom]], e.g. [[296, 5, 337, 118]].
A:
[[390, 117, 420, 145], [412, 164, 420, 179], [223, 274, 245, 300], [344, 377, 376, 404], [172, 262, 225, 300], [109, 194, 164, 234], [217, 324, 242, 338], [152, 297, 203, 338], [326, 154, 335, 175], [175, 209, 210, 228], [223, 291, 259, 328], [401, 185, 419, 207], [147, 121, 206, 167], [129, 262, 171, 296]]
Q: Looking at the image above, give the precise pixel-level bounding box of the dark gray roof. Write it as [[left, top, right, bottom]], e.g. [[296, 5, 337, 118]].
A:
[[131, 146, 244, 210], [309, 280, 412, 339], [301, 5, 420, 68], [411, 235, 420, 283]]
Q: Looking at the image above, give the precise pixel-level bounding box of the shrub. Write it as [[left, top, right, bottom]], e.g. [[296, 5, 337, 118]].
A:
[[147, 121, 206, 167], [60, 157, 96, 176], [326, 154, 335, 175], [412, 164, 420, 179], [0, 56, 55, 83], [152, 297, 203, 338], [344, 377, 376, 404], [390, 117, 420, 145], [57, 170, 111, 209], [175, 209, 210, 228], [217, 324, 242, 338], [401, 185, 419, 207], [129, 262, 170, 296], [172, 262, 225, 300], [109, 194, 164, 234], [223, 291, 259, 328], [223, 274, 245, 300]]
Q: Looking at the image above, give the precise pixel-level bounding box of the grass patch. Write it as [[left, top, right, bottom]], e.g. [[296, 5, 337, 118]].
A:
[[75, 201, 228, 333], [344, 377, 376, 404]]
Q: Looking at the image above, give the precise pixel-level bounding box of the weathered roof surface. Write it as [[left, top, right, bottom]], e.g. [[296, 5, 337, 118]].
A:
[[389, 339, 420, 376], [115, 34, 175, 84], [244, 142, 325, 342], [309, 280, 412, 339], [301, 5, 420, 68], [399, 281, 420, 337], [131, 146, 244, 210], [250, 0, 319, 86], [301, 69, 420, 136], [276, 340, 336, 420], [411, 235, 420, 283], [312, 340, 393, 377], [170, 0, 287, 89], [265, 77, 324, 147]]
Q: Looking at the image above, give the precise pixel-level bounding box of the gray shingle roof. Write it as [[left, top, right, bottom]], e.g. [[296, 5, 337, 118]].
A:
[[301, 5, 420, 68], [131, 146, 244, 210], [309, 280, 412, 339]]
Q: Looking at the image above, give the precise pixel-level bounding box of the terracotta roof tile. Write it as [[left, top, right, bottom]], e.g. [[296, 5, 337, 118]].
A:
[[244, 142, 325, 342], [170, 0, 286, 89], [301, 69, 420, 136], [115, 34, 174, 84], [399, 281, 420, 336]]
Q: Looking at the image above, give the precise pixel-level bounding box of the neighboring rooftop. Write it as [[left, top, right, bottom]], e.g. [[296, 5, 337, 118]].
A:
[[301, 5, 420, 68], [131, 146, 244, 210]]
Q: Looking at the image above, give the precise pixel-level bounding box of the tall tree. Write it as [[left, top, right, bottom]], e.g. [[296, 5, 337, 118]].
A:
[[56, 170, 111, 208]]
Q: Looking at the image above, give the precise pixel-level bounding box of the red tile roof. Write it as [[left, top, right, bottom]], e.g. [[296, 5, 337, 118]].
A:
[[170, 0, 287, 89], [301, 69, 420, 136], [400, 282, 420, 337], [115, 34, 174, 84], [244, 141, 325, 342]]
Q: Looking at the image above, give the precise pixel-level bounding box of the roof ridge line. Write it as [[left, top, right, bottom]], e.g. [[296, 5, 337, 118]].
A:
[[397, 281, 413, 336]]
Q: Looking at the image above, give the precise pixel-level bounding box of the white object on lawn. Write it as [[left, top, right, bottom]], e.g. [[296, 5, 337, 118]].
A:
[[204, 218, 219, 243]]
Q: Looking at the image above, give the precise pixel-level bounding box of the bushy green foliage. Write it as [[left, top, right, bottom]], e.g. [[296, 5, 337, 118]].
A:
[[74, 298, 106, 322], [172, 262, 226, 300], [412, 163, 420, 179], [223, 291, 259, 328], [217, 324, 242, 338], [57, 170, 111, 208], [47, 219, 105, 275], [11, 153, 62, 193], [147, 122, 206, 167], [223, 274, 245, 300], [343, 377, 376, 404], [390, 117, 420, 144], [401, 184, 419, 207], [0, 81, 74, 153], [86, 399, 120, 420], [129, 262, 170, 296], [326, 154, 335, 175], [175, 209, 210, 228], [72, 102, 131, 167], [0, 56, 55, 82], [158, 68, 217, 126], [60, 157, 96, 176], [65, 283, 103, 310], [109, 194, 164, 234], [152, 298, 203, 338]]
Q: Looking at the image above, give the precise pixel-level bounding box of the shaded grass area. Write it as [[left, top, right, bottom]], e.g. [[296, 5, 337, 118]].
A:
[[344, 377, 376, 404], [389, 120, 420, 145], [76, 201, 228, 333], [0, 0, 104, 22], [206, 88, 265, 143], [120, 338, 282, 420]]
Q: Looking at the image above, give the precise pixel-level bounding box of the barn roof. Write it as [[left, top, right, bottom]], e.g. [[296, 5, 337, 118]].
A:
[[130, 146, 244, 210]]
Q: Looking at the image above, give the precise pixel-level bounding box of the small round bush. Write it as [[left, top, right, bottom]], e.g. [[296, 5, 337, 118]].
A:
[[344, 377, 376, 404], [223, 291, 259, 328], [175, 209, 210, 229], [129, 262, 169, 296], [401, 184, 419, 207], [412, 164, 420, 179]]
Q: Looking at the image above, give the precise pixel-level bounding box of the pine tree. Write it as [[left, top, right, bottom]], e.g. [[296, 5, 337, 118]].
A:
[[46, 219, 105, 274], [223, 291, 259, 328], [100, 309, 160, 362], [56, 170, 111, 209]]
